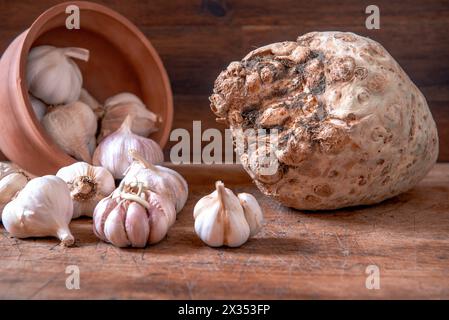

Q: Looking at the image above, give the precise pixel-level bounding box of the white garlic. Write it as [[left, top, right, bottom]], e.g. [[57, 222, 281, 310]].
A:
[[93, 183, 176, 248], [98, 92, 159, 142], [93, 115, 164, 179], [2, 175, 75, 246], [120, 150, 188, 213], [29, 95, 47, 121], [42, 101, 97, 163], [193, 181, 264, 247], [56, 162, 115, 219], [27, 46, 89, 105], [0, 163, 31, 220], [79, 88, 104, 119]]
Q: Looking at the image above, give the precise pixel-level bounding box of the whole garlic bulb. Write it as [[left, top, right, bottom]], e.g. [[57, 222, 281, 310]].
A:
[[93, 115, 164, 179], [98, 92, 159, 142], [0, 163, 31, 219], [120, 149, 188, 213], [93, 183, 176, 247], [79, 88, 104, 119], [42, 101, 97, 163], [29, 95, 47, 121], [193, 181, 264, 247], [27, 46, 89, 105], [2, 175, 75, 246], [56, 162, 115, 219]]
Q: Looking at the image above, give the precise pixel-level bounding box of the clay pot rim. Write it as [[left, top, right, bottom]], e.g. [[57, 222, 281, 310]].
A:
[[18, 1, 174, 158]]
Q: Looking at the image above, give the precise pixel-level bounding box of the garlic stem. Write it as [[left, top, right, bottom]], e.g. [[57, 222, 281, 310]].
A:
[[129, 149, 159, 172], [57, 228, 75, 247], [62, 47, 90, 62], [120, 114, 135, 133], [215, 181, 226, 210], [120, 192, 150, 209]]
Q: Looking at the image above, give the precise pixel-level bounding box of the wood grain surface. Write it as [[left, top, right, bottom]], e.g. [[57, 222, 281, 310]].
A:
[[0, 163, 448, 299], [0, 0, 448, 161]]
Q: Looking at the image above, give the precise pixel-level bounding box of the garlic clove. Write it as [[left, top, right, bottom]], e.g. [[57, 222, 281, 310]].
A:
[[237, 193, 264, 236], [146, 191, 175, 244], [125, 202, 150, 248], [42, 101, 97, 163], [103, 201, 131, 248], [29, 95, 47, 121], [93, 195, 118, 241], [93, 115, 164, 179], [79, 88, 104, 119], [2, 175, 75, 246], [56, 162, 115, 218], [27, 46, 89, 105], [99, 92, 159, 141], [193, 181, 250, 247]]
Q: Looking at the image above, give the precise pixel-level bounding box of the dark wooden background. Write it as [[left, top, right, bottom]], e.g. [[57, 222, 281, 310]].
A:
[[1, 0, 448, 160]]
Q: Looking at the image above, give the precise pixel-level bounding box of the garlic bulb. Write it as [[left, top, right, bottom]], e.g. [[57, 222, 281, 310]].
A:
[[79, 88, 104, 119], [93, 182, 176, 248], [29, 95, 46, 121], [42, 101, 97, 163], [98, 92, 159, 142], [56, 162, 115, 219], [193, 181, 264, 247], [2, 175, 75, 246], [0, 163, 31, 219], [93, 115, 164, 179], [120, 150, 188, 213], [27, 46, 89, 105]]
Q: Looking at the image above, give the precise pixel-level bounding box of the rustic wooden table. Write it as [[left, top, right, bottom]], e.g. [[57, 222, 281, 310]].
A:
[[1, 163, 449, 299]]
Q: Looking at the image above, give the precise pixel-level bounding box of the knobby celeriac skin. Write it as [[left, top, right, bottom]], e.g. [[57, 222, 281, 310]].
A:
[[210, 31, 439, 210]]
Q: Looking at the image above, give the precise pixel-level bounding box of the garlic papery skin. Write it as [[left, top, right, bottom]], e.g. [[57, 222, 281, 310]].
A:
[[121, 150, 188, 213], [2, 175, 75, 246], [237, 193, 264, 237], [27, 46, 89, 105], [98, 92, 159, 142], [42, 101, 97, 163], [93, 115, 164, 179], [79, 88, 104, 119], [92, 184, 176, 248], [29, 95, 47, 121], [0, 164, 31, 220], [193, 181, 251, 247], [56, 162, 115, 219]]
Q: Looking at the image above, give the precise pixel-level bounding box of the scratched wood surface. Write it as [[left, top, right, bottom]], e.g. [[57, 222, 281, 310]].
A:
[[0, 0, 448, 161], [0, 163, 448, 299]]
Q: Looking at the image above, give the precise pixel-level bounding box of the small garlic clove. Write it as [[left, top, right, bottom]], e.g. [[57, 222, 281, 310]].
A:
[[93, 196, 118, 241], [125, 202, 150, 248], [93, 115, 164, 179], [2, 175, 75, 246], [193, 181, 250, 247], [0, 172, 29, 219], [104, 201, 131, 248], [147, 192, 174, 244], [42, 101, 97, 163], [27, 46, 89, 105], [237, 193, 264, 236]]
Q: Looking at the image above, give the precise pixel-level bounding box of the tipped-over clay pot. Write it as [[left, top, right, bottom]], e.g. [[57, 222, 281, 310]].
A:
[[0, 1, 173, 176]]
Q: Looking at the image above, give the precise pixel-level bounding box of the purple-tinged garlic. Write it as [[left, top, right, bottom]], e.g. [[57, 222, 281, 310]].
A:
[[93, 115, 164, 179]]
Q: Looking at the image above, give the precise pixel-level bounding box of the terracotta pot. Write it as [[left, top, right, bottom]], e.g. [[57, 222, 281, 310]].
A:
[[0, 1, 173, 176]]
